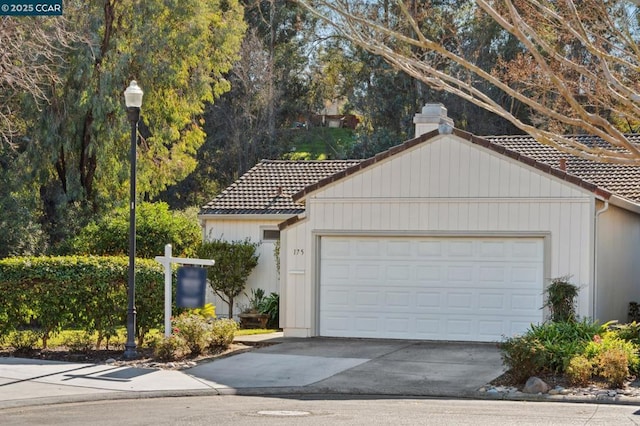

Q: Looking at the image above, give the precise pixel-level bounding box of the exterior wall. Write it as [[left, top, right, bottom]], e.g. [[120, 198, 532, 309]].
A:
[[201, 218, 282, 318], [280, 218, 312, 336], [596, 203, 640, 323], [281, 134, 597, 337]]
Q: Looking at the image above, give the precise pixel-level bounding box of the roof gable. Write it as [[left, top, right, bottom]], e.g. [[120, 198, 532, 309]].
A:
[[292, 129, 631, 203]]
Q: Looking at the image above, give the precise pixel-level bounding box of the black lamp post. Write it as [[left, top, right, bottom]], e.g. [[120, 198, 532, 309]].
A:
[[123, 80, 143, 359]]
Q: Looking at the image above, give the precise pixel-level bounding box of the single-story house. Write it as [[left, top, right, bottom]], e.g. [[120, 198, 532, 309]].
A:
[[200, 104, 640, 342]]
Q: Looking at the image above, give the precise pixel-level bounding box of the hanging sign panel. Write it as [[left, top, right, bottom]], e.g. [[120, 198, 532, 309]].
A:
[[176, 266, 206, 308]]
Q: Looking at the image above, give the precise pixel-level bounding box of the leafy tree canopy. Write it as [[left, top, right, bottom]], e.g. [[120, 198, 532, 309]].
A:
[[197, 238, 259, 318], [23, 0, 246, 218], [67, 202, 202, 258]]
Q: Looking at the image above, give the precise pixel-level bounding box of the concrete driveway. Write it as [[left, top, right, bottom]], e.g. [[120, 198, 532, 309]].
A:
[[187, 337, 505, 397]]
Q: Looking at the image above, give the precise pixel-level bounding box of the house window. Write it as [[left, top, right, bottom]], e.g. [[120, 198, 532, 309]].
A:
[[262, 229, 280, 241]]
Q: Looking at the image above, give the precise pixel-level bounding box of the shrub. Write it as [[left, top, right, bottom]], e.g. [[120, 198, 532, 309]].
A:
[[500, 334, 547, 382], [8, 330, 40, 353], [153, 334, 188, 361], [583, 331, 639, 383], [499, 319, 604, 382], [209, 319, 238, 349], [62, 331, 94, 353], [566, 355, 593, 386], [190, 303, 216, 320], [0, 256, 166, 346], [172, 313, 211, 356], [597, 348, 629, 388], [67, 202, 202, 258], [611, 322, 640, 346], [258, 292, 280, 329], [544, 276, 579, 322]]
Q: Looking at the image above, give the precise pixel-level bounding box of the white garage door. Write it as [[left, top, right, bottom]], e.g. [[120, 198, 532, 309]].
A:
[[319, 236, 544, 342]]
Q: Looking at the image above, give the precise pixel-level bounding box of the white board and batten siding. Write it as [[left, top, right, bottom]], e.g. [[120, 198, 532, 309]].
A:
[[281, 134, 597, 341]]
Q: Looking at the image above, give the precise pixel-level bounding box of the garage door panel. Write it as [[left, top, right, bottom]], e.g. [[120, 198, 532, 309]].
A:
[[387, 291, 412, 307], [416, 292, 441, 308], [447, 265, 474, 283], [416, 265, 442, 281], [387, 241, 412, 256], [478, 293, 506, 310], [320, 236, 544, 342], [417, 241, 443, 257]]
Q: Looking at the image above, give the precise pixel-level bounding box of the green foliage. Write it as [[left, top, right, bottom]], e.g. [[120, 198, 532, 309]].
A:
[[189, 303, 216, 320], [209, 319, 239, 349], [500, 333, 548, 383], [154, 316, 238, 361], [246, 288, 266, 312], [171, 313, 211, 356], [348, 128, 404, 159], [20, 0, 245, 250], [152, 334, 188, 361], [629, 302, 640, 323], [197, 239, 260, 318], [597, 348, 630, 388], [566, 355, 593, 386], [544, 276, 580, 322], [7, 330, 40, 354], [0, 256, 167, 346], [62, 331, 94, 354], [258, 292, 280, 329], [499, 319, 604, 382], [583, 332, 639, 374], [611, 322, 640, 346], [0, 169, 47, 258], [281, 127, 356, 160], [67, 202, 201, 258]]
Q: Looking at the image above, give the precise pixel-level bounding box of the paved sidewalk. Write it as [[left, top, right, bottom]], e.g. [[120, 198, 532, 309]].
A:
[[0, 333, 508, 409]]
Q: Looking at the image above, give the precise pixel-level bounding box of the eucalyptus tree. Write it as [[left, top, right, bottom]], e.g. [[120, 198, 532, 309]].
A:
[[22, 0, 245, 246], [161, 0, 318, 204], [0, 16, 76, 147], [296, 0, 640, 164]]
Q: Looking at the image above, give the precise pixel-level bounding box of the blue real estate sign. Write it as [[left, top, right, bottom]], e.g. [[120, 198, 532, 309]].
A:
[[176, 266, 206, 308]]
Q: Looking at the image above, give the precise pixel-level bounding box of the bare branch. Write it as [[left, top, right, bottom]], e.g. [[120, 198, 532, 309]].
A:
[[0, 16, 79, 147], [295, 0, 640, 164]]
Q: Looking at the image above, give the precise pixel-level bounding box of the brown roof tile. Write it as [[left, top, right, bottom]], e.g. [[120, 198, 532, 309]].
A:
[[200, 160, 362, 215], [204, 131, 640, 218]]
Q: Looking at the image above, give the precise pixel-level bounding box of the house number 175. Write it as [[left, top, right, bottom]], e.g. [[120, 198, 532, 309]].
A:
[[293, 249, 304, 255]]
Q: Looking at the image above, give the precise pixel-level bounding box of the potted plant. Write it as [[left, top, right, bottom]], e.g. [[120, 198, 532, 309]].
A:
[[238, 288, 269, 329]]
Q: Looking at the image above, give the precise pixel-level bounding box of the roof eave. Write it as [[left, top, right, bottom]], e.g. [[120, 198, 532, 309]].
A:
[[607, 194, 640, 215], [198, 213, 298, 221]]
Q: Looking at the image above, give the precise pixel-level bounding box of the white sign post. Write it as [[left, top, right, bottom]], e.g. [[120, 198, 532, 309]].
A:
[[155, 244, 215, 337]]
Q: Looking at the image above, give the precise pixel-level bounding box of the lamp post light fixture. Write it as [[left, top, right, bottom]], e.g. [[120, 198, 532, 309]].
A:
[[123, 80, 143, 359]]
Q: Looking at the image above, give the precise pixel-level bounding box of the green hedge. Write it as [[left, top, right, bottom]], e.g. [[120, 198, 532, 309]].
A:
[[0, 256, 172, 346]]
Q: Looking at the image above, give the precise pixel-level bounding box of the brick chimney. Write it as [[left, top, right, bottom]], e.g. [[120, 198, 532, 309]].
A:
[[413, 103, 454, 138]]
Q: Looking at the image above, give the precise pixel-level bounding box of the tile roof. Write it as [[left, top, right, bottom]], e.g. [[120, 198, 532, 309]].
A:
[[200, 160, 363, 215], [292, 129, 640, 204], [204, 130, 640, 219]]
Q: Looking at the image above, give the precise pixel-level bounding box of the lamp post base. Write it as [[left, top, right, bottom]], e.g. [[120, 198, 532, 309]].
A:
[[123, 345, 138, 360]]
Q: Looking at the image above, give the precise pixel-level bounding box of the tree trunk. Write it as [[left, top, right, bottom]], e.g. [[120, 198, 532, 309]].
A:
[[227, 296, 234, 319]]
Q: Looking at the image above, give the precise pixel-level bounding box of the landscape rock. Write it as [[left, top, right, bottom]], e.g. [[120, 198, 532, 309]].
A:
[[522, 376, 550, 394]]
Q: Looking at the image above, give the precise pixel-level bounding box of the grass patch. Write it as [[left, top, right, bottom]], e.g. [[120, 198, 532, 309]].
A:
[[282, 127, 356, 160]]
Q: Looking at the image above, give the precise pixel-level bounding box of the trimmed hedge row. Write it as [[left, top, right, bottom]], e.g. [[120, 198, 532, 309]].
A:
[[0, 256, 172, 347]]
